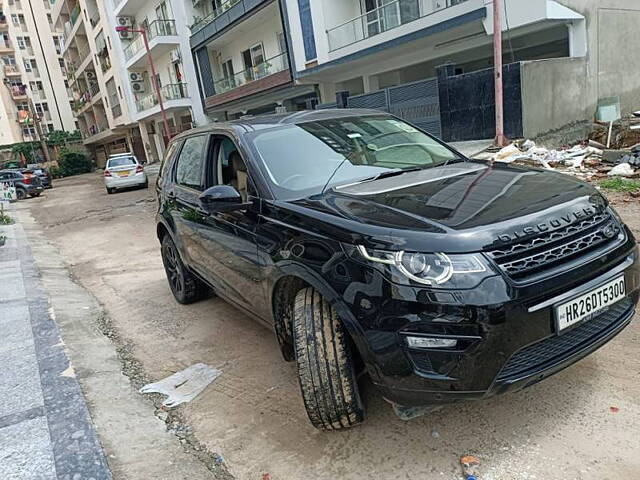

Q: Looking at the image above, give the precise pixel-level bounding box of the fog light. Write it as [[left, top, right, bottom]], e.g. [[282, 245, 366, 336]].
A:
[[405, 336, 457, 349]]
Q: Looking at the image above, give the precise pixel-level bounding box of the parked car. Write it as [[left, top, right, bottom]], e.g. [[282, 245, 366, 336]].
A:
[[23, 168, 53, 189], [155, 110, 639, 430], [103, 154, 148, 194], [0, 169, 43, 199]]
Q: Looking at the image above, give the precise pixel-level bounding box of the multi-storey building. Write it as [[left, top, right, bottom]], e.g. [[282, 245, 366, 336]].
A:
[[0, 0, 76, 147], [112, 0, 206, 162], [52, 0, 146, 166], [188, 0, 315, 121]]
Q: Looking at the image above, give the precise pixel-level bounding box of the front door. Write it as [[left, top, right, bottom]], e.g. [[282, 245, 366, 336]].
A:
[[194, 136, 268, 319]]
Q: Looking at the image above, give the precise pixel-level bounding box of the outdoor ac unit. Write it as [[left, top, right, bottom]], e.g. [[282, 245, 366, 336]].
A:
[[129, 72, 143, 82], [86, 71, 96, 79], [119, 30, 132, 40], [170, 49, 181, 63], [117, 16, 134, 27], [131, 81, 145, 94]]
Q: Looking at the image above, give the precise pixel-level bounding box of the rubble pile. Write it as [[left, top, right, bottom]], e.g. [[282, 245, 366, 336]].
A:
[[492, 117, 640, 182]]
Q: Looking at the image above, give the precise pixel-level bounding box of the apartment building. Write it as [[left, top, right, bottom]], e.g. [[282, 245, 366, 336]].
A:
[[0, 0, 76, 147], [188, 0, 315, 120], [52, 0, 147, 166], [53, 0, 206, 164], [113, 0, 206, 163], [280, 0, 640, 141]]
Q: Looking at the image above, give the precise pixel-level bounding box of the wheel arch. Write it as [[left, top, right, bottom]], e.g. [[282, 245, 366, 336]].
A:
[[270, 263, 374, 373]]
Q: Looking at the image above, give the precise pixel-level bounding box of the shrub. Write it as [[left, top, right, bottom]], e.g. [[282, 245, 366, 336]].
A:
[[57, 151, 93, 177]]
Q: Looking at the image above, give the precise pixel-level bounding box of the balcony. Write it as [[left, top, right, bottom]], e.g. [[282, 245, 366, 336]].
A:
[[191, 0, 241, 34], [190, 0, 270, 49], [0, 15, 8, 31], [0, 38, 13, 53], [124, 20, 179, 69], [81, 123, 109, 142], [10, 85, 28, 100], [206, 52, 290, 109], [328, 0, 471, 52], [135, 83, 189, 114], [4, 65, 21, 77]]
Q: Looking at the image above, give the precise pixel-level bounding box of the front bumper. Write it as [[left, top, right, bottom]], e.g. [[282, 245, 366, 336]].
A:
[[346, 237, 640, 407]]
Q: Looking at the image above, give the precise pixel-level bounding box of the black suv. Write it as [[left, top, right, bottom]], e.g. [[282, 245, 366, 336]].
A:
[[0, 169, 43, 199], [156, 110, 639, 430]]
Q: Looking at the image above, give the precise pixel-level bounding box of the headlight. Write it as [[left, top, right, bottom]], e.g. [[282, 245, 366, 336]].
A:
[[356, 245, 489, 287]]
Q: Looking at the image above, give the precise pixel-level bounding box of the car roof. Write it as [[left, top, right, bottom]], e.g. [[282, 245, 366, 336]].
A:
[[171, 109, 385, 142]]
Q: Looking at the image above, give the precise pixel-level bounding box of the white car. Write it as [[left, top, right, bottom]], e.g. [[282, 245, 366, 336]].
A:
[[104, 154, 148, 194]]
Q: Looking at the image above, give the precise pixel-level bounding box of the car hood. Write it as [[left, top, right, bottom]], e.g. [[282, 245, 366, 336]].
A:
[[277, 162, 607, 253]]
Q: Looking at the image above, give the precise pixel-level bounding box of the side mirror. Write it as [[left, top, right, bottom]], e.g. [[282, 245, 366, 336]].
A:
[[199, 185, 245, 214]]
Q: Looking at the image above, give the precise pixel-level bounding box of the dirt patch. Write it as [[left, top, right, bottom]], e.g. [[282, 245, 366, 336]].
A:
[[29, 172, 640, 480]]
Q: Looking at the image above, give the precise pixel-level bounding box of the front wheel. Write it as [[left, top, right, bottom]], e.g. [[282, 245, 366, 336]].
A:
[[293, 287, 365, 430], [106, 187, 114, 194], [160, 234, 209, 304]]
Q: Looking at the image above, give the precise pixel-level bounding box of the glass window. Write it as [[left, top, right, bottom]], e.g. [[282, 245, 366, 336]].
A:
[[175, 135, 207, 190], [251, 115, 460, 200], [107, 156, 137, 168]]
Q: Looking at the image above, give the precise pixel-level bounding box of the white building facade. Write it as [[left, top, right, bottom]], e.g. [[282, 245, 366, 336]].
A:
[[0, 0, 76, 147]]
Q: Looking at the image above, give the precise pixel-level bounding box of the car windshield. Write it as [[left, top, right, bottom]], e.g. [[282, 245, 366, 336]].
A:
[[250, 115, 462, 200], [108, 157, 136, 168]]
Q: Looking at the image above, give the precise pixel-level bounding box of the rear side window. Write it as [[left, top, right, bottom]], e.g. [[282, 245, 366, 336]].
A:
[[175, 135, 208, 190], [108, 156, 136, 168]]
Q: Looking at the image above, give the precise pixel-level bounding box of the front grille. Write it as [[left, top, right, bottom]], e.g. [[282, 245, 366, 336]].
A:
[[496, 298, 633, 383], [487, 212, 622, 280]]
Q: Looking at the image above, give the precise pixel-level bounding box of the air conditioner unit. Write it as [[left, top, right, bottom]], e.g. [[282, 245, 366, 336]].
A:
[[117, 16, 134, 27], [170, 49, 181, 63], [131, 81, 145, 94], [119, 30, 132, 40], [129, 72, 143, 82], [86, 71, 96, 79]]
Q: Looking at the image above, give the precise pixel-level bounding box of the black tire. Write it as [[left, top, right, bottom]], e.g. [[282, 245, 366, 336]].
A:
[[160, 234, 208, 304], [293, 287, 365, 430], [31, 192, 41, 197], [16, 188, 26, 200], [106, 187, 114, 194]]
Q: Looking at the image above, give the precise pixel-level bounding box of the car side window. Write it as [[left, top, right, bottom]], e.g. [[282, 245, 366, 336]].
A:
[[158, 140, 181, 189], [208, 137, 254, 201], [175, 135, 208, 191]]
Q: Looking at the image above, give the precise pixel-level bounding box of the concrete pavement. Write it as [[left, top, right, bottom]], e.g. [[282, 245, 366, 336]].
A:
[[0, 205, 111, 480]]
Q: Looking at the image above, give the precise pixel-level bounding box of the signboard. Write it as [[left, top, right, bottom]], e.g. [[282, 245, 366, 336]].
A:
[[1, 181, 17, 202]]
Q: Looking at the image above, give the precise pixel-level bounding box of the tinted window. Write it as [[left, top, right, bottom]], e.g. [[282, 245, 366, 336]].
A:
[[108, 156, 137, 168], [175, 135, 208, 190]]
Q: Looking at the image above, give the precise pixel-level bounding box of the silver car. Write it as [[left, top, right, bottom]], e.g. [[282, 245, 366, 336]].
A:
[[104, 154, 148, 194]]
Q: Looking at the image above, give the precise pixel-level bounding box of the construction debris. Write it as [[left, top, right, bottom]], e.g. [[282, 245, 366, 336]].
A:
[[491, 116, 640, 183]]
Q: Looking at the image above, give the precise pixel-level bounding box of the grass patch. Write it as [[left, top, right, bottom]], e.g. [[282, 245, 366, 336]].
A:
[[599, 177, 640, 193], [0, 212, 13, 225]]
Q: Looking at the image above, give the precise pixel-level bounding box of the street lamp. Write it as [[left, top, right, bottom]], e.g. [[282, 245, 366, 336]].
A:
[[115, 25, 172, 145]]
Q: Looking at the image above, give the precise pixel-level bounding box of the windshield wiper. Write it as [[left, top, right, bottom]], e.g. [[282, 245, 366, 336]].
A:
[[347, 166, 424, 186]]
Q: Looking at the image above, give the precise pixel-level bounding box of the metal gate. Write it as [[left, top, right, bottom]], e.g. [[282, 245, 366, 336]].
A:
[[346, 77, 441, 138]]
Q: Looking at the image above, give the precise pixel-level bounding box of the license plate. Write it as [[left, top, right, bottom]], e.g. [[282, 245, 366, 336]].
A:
[[555, 276, 626, 332], [117, 171, 130, 177]]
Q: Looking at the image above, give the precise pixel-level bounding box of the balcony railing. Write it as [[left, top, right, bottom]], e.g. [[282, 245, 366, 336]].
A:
[[327, 0, 469, 51], [190, 0, 240, 34], [0, 15, 8, 30], [0, 39, 13, 51], [212, 52, 288, 95], [123, 19, 177, 61], [82, 123, 108, 139], [135, 83, 188, 112], [10, 85, 28, 99], [4, 65, 21, 76]]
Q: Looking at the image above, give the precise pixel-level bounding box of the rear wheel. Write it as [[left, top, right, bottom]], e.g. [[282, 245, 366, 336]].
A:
[[161, 234, 209, 304], [106, 187, 114, 194], [16, 188, 26, 200], [293, 287, 365, 430]]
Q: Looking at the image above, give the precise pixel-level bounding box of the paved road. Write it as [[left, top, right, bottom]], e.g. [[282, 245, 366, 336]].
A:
[[23, 171, 640, 480], [0, 207, 111, 480]]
